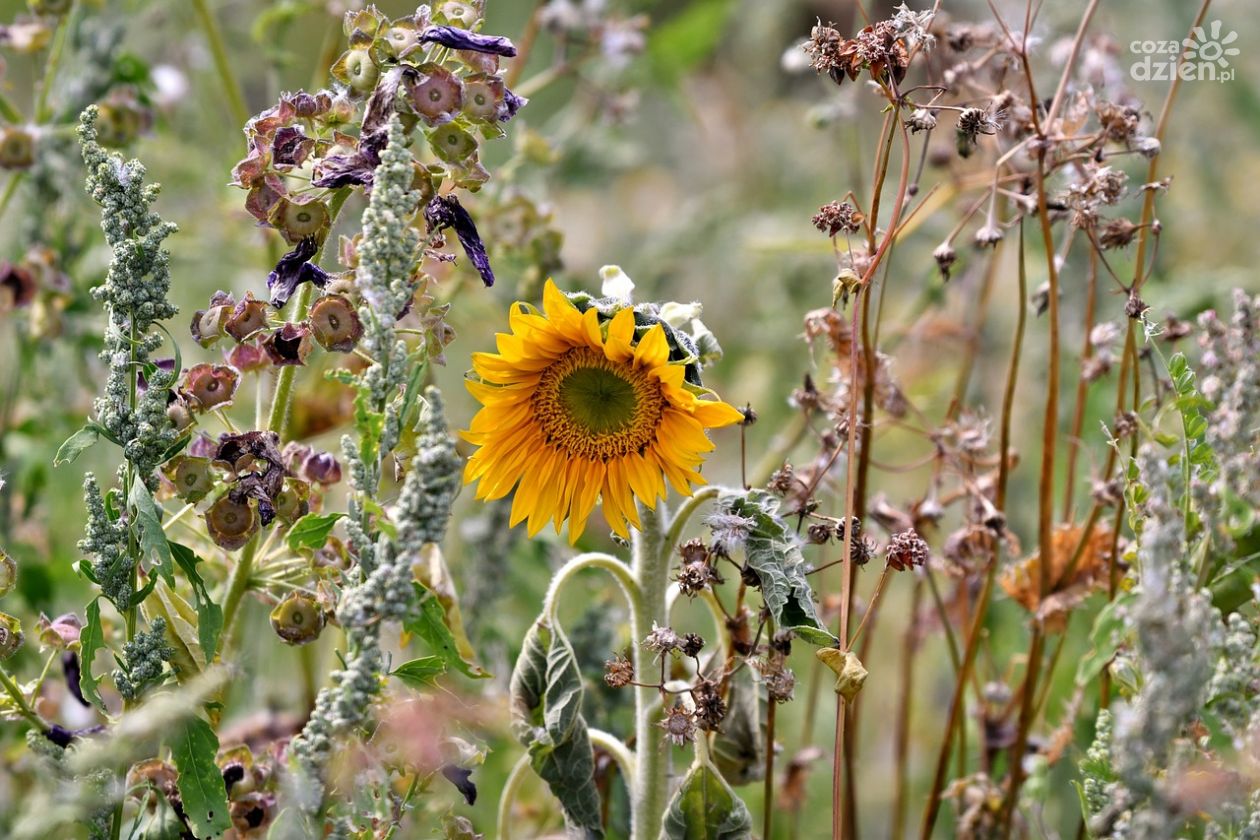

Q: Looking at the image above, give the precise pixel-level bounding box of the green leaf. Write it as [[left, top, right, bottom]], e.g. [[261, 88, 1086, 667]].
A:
[[285, 512, 345, 554], [54, 425, 100, 467], [169, 542, 224, 659], [404, 583, 489, 679], [710, 664, 764, 786], [660, 761, 754, 840], [717, 489, 836, 644], [129, 480, 174, 586], [167, 715, 231, 839], [1075, 594, 1134, 687], [392, 656, 447, 689], [79, 598, 106, 711], [509, 617, 604, 839]]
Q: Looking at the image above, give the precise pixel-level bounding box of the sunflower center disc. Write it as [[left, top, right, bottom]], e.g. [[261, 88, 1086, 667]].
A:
[[533, 347, 666, 460]]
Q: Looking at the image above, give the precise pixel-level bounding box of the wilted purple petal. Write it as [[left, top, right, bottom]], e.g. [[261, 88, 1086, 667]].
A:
[[424, 194, 495, 287], [272, 125, 313, 169], [63, 652, 89, 707], [502, 88, 528, 122], [267, 237, 331, 308], [420, 25, 517, 57]]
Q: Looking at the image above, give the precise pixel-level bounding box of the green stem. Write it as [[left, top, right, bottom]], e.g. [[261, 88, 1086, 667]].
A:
[[0, 667, 46, 732], [0, 90, 23, 124], [266, 189, 350, 438], [34, 8, 73, 124], [630, 503, 670, 840], [497, 754, 533, 840], [0, 173, 26, 227], [661, 485, 720, 551], [542, 552, 640, 621], [190, 0, 250, 128], [217, 533, 258, 653], [590, 727, 637, 782]]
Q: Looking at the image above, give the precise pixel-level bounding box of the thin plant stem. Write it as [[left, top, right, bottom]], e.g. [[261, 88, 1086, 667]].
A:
[[190, 0, 251, 129], [1063, 248, 1098, 518], [921, 219, 1028, 838], [890, 577, 923, 839], [35, 9, 72, 124], [764, 676, 778, 840]]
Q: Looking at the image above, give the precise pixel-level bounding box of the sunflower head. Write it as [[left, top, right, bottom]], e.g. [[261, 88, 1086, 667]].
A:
[[462, 279, 742, 543]]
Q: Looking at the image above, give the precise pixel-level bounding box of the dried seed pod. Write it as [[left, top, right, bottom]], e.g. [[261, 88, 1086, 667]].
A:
[[164, 456, 216, 503], [308, 294, 364, 352], [0, 262, 37, 310], [206, 496, 259, 551], [268, 196, 330, 246], [332, 48, 380, 94], [409, 63, 464, 125], [0, 126, 36, 170], [191, 293, 234, 347], [180, 363, 240, 412], [461, 73, 506, 122], [0, 612, 24, 661], [270, 592, 325, 645], [230, 791, 275, 834], [225, 292, 269, 342], [272, 478, 311, 525], [262, 322, 314, 367], [0, 550, 15, 598]]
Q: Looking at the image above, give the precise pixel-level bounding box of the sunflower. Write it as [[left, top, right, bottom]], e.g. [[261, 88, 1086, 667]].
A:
[[462, 280, 743, 542]]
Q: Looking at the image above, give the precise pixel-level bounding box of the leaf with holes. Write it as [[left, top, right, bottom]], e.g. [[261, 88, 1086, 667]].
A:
[[167, 715, 231, 838]]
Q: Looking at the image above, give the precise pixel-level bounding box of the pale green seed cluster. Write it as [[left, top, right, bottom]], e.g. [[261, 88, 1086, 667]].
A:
[[77, 473, 132, 606], [111, 617, 172, 701], [396, 386, 462, 550], [355, 116, 420, 417], [77, 106, 179, 480], [289, 389, 462, 811]]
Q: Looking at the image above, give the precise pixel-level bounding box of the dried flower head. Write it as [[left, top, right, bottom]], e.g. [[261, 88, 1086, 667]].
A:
[[813, 200, 864, 237], [603, 654, 634, 688], [659, 703, 697, 746], [886, 529, 930, 571]]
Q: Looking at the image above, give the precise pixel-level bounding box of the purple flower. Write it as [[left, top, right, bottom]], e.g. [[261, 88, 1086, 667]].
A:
[[424, 194, 495, 287], [272, 125, 313, 169], [267, 237, 331, 308], [63, 652, 89, 708], [420, 25, 517, 57], [502, 88, 528, 122]]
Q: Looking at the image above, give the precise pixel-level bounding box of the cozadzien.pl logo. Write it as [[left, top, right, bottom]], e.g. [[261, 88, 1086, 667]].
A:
[[1130, 19, 1239, 83]]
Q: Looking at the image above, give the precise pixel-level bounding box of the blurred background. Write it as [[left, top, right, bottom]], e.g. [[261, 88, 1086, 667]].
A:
[[0, 0, 1256, 835]]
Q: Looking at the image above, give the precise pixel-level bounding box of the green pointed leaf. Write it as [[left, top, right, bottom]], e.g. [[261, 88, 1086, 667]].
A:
[[660, 761, 753, 839], [405, 583, 489, 679], [717, 489, 835, 644], [1075, 593, 1134, 687], [169, 542, 224, 659], [285, 512, 346, 554], [509, 617, 604, 839], [129, 480, 174, 586], [167, 715, 231, 838], [54, 425, 100, 467], [392, 655, 447, 689], [79, 598, 106, 711]]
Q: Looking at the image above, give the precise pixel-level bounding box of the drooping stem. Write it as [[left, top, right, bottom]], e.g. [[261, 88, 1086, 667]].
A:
[[630, 503, 671, 840]]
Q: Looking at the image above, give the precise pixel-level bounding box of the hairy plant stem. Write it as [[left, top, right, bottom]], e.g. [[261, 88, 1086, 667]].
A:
[[890, 577, 923, 838], [630, 503, 670, 840], [190, 0, 250, 129]]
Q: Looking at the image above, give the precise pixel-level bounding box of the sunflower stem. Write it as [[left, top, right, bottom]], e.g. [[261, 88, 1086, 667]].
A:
[[630, 502, 671, 840]]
